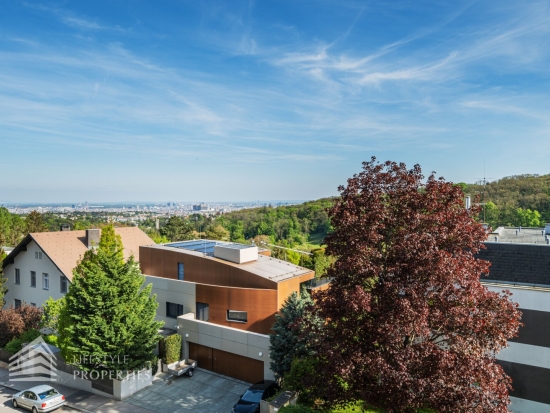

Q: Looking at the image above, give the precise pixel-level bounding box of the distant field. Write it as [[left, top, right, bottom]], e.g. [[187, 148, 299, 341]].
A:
[[307, 231, 326, 248]]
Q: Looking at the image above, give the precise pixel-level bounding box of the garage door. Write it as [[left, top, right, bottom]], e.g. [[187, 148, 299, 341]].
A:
[[189, 342, 264, 384]]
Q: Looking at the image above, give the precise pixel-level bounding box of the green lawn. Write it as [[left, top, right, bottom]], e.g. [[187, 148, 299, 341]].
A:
[[279, 402, 435, 413]]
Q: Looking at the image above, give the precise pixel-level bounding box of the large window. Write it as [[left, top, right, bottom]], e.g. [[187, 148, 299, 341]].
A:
[[227, 310, 248, 323], [177, 263, 184, 281], [30, 271, 36, 288], [196, 302, 209, 321], [60, 276, 68, 293], [43, 273, 49, 290], [14, 268, 20, 285], [166, 302, 184, 319]]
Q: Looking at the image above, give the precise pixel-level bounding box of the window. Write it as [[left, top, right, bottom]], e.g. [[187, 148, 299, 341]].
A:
[[35, 252, 38, 259], [177, 263, 184, 281], [43, 273, 49, 290], [39, 252, 42, 259], [227, 310, 248, 323], [196, 302, 209, 321], [30, 271, 36, 288], [166, 302, 184, 319], [15, 268, 20, 284], [60, 276, 68, 293], [30, 303, 36, 307], [14, 299, 22, 309]]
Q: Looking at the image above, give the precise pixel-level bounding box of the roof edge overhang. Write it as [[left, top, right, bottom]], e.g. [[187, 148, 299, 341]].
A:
[[2, 234, 71, 280]]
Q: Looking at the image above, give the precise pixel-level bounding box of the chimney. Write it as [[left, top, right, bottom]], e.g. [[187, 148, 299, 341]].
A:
[[60, 223, 71, 231], [465, 196, 471, 210], [86, 229, 101, 248]]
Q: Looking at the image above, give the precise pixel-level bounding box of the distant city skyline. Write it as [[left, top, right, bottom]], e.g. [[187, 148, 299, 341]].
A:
[[1, 1, 549, 202]]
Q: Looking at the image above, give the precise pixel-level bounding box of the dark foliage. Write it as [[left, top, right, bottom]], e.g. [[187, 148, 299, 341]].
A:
[[306, 159, 522, 413]]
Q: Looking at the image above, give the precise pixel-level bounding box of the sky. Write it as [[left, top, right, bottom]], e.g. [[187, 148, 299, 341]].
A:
[[1, 1, 550, 203]]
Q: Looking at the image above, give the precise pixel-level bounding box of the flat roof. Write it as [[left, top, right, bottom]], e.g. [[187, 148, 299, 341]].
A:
[[487, 227, 549, 245], [166, 239, 255, 256], [147, 244, 313, 283]]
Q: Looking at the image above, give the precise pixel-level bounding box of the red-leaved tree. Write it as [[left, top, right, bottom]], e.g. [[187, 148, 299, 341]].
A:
[[306, 159, 521, 413]]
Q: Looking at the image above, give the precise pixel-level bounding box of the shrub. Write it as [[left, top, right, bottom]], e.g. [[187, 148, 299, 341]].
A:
[[284, 357, 320, 407], [0, 308, 25, 347], [16, 304, 43, 330], [162, 334, 182, 365], [149, 355, 159, 375], [20, 329, 41, 344], [43, 334, 58, 347], [4, 338, 24, 354], [4, 329, 42, 354]]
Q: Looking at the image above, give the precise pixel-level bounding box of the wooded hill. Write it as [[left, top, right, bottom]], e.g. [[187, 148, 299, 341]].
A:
[[463, 174, 550, 229]]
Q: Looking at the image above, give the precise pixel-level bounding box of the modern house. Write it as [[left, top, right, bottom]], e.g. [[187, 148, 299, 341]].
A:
[[478, 225, 550, 413], [139, 239, 316, 383], [2, 227, 154, 309]]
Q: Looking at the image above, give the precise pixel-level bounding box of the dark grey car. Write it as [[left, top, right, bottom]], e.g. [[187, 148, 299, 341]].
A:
[[12, 385, 65, 412]]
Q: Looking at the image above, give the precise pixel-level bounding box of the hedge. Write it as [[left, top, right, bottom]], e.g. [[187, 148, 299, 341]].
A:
[[162, 334, 182, 365]]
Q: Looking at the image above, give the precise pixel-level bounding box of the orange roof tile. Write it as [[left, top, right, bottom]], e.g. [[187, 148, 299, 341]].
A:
[[31, 228, 154, 281]]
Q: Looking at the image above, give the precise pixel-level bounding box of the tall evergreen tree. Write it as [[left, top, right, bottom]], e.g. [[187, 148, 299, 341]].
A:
[[58, 225, 163, 373], [160, 216, 194, 241], [269, 289, 320, 379], [25, 210, 49, 234]]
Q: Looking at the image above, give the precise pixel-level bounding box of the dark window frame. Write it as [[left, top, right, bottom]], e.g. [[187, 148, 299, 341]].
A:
[[30, 271, 36, 288], [166, 302, 184, 319], [14, 268, 20, 285], [14, 299, 22, 309], [60, 276, 68, 293], [227, 310, 248, 323], [196, 302, 209, 321]]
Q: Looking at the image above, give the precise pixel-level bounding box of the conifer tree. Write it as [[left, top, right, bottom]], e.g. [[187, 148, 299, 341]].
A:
[[58, 225, 163, 373], [269, 289, 320, 379], [25, 210, 49, 234]]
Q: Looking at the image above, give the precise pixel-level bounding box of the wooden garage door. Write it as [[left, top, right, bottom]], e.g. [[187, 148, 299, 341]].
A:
[[188, 343, 264, 383]]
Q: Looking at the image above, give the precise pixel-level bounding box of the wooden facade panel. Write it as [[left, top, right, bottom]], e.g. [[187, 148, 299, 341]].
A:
[[190, 343, 263, 383], [196, 284, 277, 335], [277, 272, 315, 310], [138, 246, 152, 275], [140, 246, 277, 290]]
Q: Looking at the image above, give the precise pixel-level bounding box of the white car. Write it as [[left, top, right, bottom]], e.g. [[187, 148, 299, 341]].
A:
[[12, 385, 65, 412]]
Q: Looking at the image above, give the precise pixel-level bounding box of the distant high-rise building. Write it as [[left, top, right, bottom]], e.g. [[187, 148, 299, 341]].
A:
[[193, 203, 209, 211]]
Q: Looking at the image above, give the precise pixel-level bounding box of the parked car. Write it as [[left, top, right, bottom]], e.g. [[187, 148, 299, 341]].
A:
[[12, 385, 65, 412], [232, 380, 280, 413]]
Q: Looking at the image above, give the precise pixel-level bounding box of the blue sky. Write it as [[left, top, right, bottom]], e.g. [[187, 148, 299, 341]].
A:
[[1, 1, 550, 203]]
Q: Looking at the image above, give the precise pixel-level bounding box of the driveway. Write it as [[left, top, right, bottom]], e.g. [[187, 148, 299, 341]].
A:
[[125, 369, 250, 413]]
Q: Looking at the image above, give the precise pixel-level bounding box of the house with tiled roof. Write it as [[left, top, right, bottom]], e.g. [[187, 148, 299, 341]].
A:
[[2, 227, 154, 309]]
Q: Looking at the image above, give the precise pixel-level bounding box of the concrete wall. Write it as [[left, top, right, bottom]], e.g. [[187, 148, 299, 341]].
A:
[[144, 275, 196, 329], [3, 240, 67, 309], [115, 369, 153, 400], [178, 313, 274, 381], [56, 369, 152, 400]]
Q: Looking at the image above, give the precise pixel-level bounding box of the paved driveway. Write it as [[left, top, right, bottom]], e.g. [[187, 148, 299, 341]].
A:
[[125, 369, 250, 413]]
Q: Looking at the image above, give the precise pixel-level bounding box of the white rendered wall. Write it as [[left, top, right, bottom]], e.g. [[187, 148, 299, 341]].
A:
[[178, 313, 274, 381], [144, 275, 196, 328], [3, 240, 67, 309]]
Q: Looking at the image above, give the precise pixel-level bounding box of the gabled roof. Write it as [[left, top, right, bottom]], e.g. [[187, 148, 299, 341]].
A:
[[3, 227, 154, 281]]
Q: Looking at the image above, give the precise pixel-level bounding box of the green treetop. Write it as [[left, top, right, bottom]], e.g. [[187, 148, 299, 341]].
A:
[[58, 224, 163, 373], [25, 210, 49, 234]]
